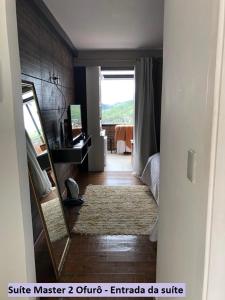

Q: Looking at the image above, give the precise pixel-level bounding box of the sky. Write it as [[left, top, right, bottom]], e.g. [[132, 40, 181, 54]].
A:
[[100, 70, 135, 105]]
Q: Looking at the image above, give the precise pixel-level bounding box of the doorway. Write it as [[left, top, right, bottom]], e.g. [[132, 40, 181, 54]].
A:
[[100, 67, 135, 172]]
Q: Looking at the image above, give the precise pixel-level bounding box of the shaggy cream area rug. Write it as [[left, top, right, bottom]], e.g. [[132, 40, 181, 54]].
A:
[[73, 185, 158, 235], [41, 198, 68, 242]]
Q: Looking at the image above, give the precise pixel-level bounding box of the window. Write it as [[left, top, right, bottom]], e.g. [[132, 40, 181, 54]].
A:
[[100, 69, 135, 125]]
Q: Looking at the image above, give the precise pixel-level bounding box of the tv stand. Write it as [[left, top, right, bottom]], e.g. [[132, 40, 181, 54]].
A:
[[51, 136, 91, 164]]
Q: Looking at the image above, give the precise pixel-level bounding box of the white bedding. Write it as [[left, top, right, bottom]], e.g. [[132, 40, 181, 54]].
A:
[[140, 153, 160, 205], [140, 152, 160, 242]]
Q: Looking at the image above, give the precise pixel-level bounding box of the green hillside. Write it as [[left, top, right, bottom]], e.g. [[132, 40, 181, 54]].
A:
[[101, 100, 134, 125]]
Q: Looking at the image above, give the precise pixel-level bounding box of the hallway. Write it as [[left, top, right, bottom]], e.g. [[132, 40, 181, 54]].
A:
[[40, 171, 157, 300], [61, 172, 156, 282], [62, 171, 156, 300]]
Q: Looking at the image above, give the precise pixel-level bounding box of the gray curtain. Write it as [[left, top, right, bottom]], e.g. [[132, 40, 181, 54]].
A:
[[26, 132, 52, 198], [134, 57, 158, 176]]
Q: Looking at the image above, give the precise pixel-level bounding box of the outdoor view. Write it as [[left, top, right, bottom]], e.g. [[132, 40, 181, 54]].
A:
[[101, 70, 135, 124]]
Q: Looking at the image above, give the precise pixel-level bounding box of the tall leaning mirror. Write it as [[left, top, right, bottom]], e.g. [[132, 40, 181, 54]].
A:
[[21, 81, 70, 278]]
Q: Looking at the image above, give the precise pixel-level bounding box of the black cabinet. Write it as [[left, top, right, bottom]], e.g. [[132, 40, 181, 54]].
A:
[[51, 136, 91, 164]]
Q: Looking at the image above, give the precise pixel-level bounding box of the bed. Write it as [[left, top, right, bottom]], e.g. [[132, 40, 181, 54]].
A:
[[140, 152, 160, 241]]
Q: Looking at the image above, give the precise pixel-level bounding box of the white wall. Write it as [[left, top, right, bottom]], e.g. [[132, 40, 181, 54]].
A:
[[0, 0, 36, 298], [75, 50, 162, 67], [86, 67, 105, 171], [157, 0, 222, 299]]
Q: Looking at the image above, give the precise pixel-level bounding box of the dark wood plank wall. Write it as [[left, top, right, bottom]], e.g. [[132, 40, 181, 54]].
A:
[[16, 0, 77, 192], [16, 0, 78, 240]]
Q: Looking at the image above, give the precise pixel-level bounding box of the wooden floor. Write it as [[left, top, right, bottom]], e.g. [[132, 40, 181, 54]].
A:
[[76, 171, 142, 194], [42, 171, 157, 300], [61, 234, 156, 283]]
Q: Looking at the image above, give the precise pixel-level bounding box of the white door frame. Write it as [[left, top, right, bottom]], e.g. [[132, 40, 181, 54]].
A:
[[203, 0, 225, 298]]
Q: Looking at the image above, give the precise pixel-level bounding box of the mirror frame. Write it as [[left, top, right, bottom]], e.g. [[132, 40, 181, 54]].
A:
[[22, 80, 71, 279]]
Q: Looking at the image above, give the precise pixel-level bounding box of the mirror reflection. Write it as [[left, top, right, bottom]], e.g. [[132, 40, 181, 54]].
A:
[[22, 82, 70, 275]]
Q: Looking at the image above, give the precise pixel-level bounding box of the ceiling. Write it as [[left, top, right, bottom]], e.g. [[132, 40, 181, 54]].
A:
[[44, 0, 164, 50]]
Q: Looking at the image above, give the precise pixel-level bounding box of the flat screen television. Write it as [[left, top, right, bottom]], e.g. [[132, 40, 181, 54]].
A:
[[67, 104, 83, 144]]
